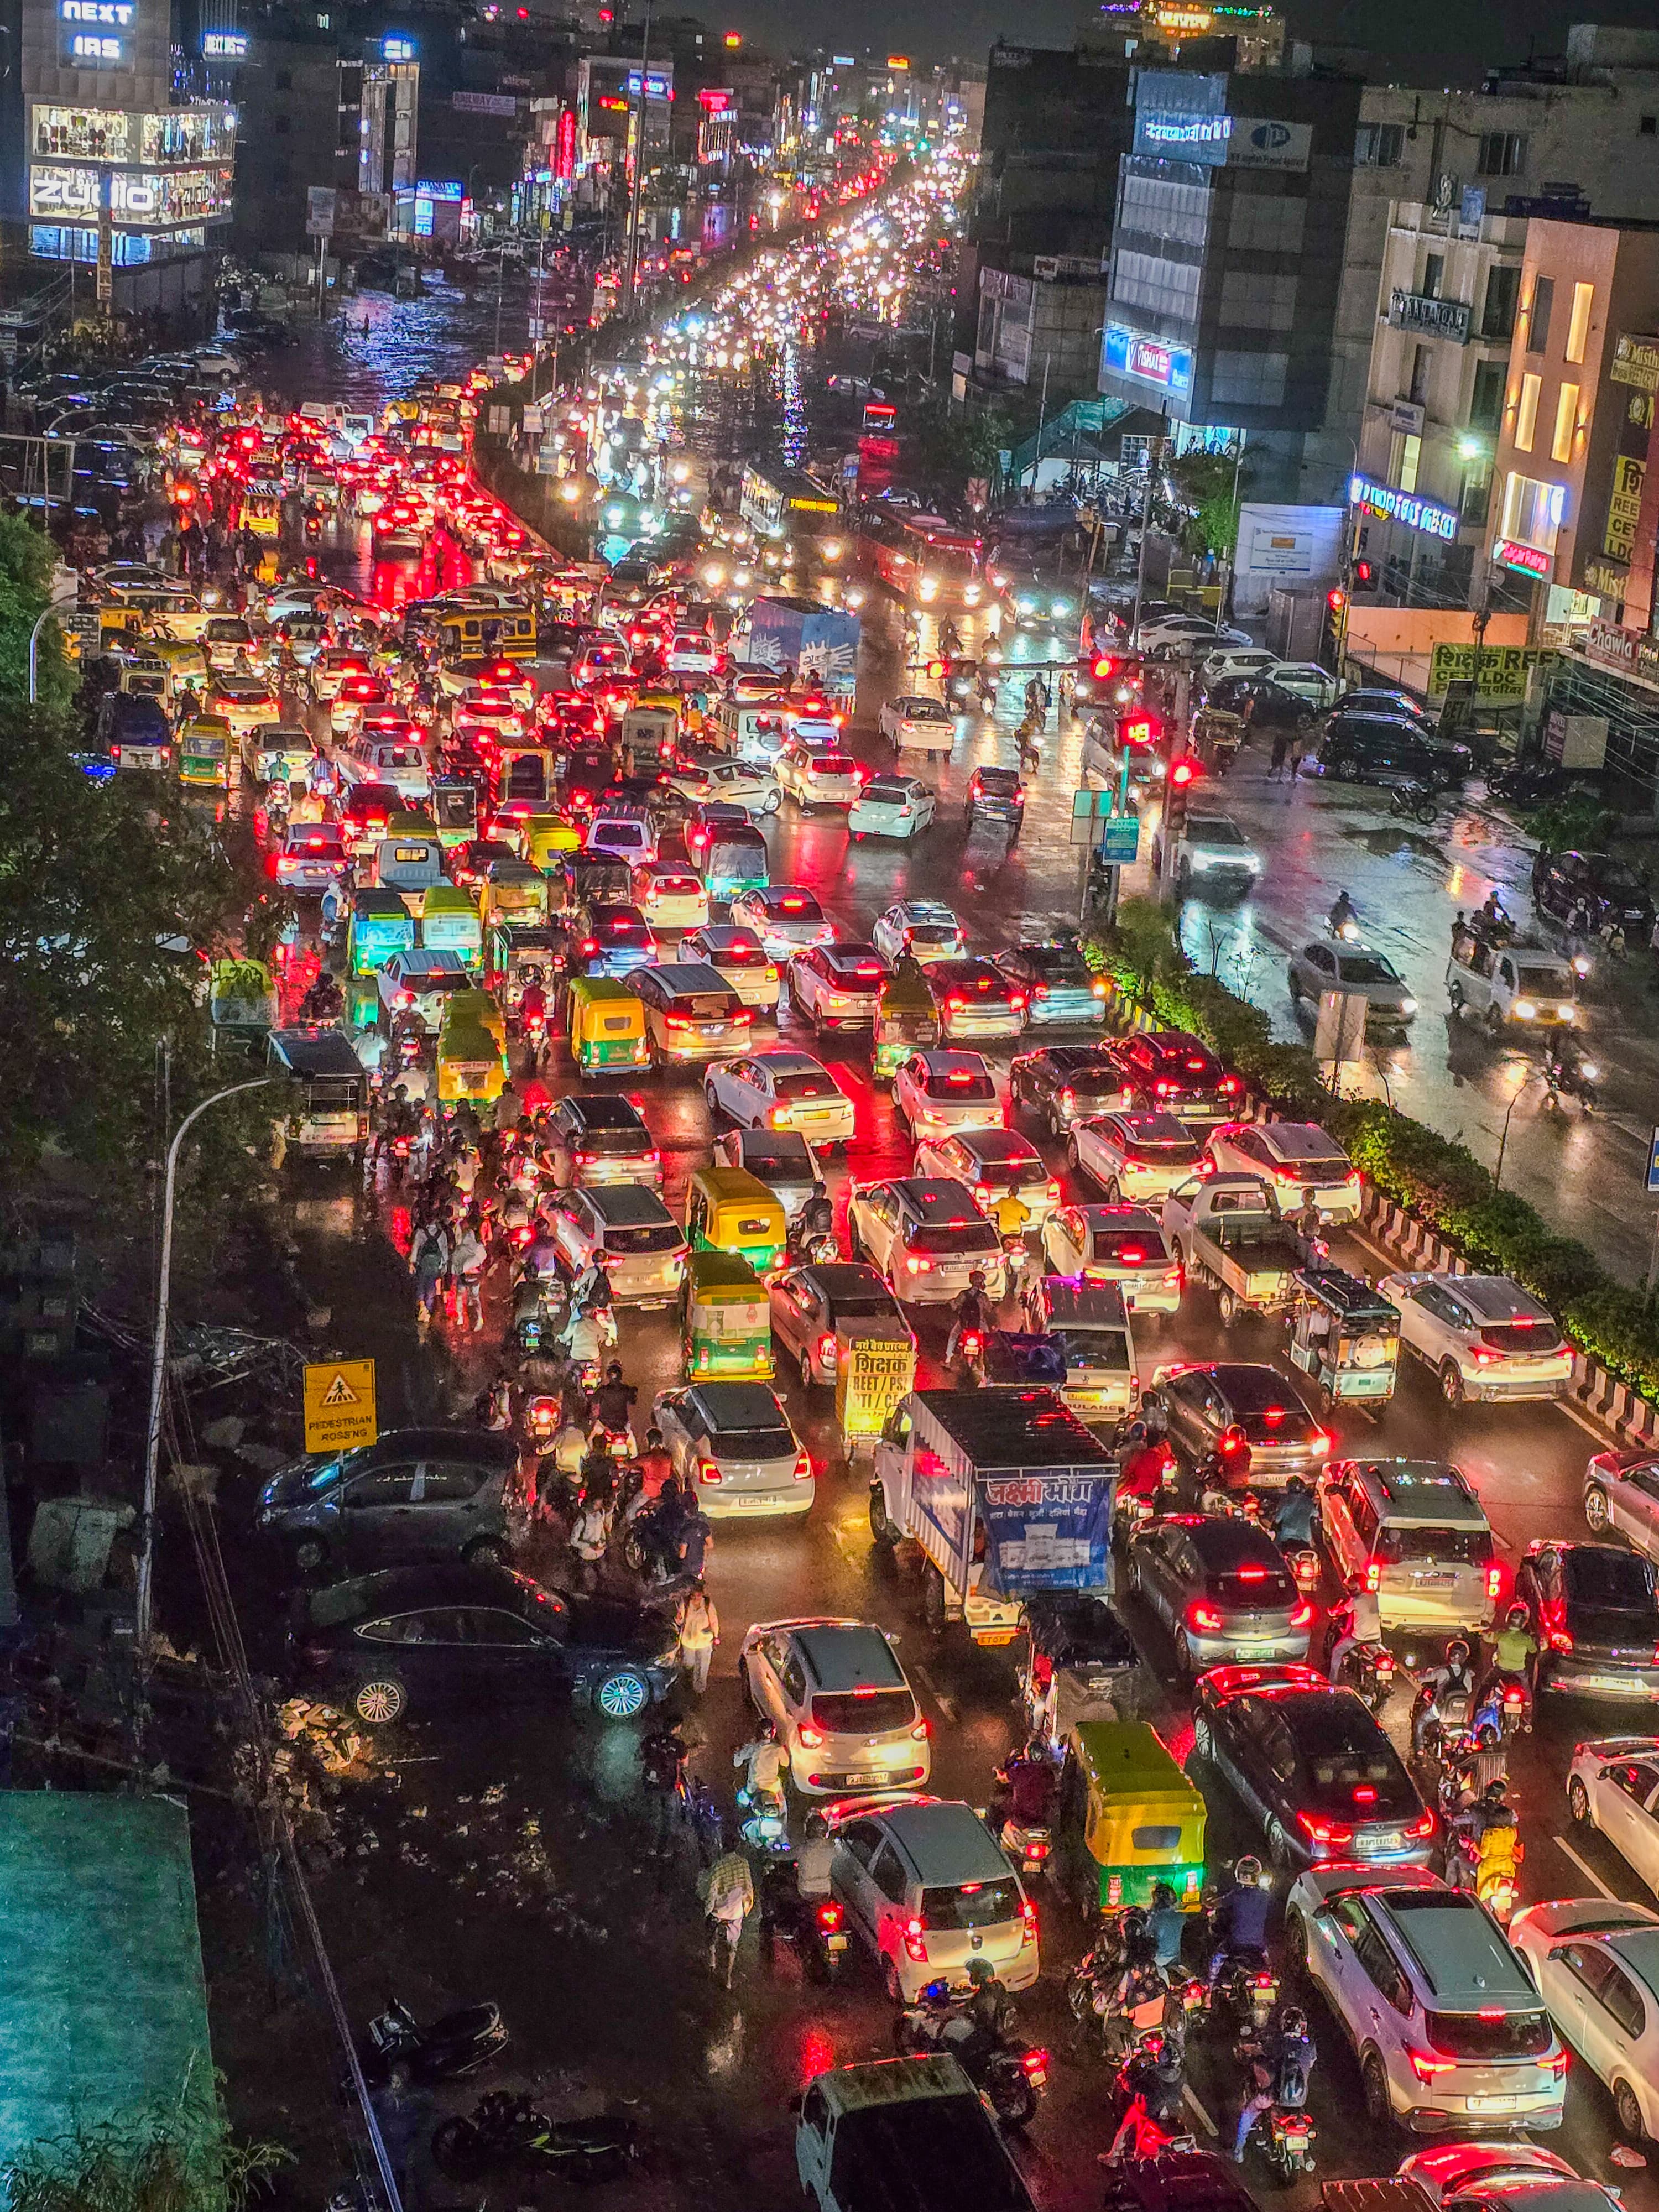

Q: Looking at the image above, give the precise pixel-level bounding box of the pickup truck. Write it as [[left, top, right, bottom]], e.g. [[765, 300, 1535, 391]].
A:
[[869, 1386, 1117, 1642], [1160, 1171, 1306, 1326], [796, 2054, 1035, 2212]]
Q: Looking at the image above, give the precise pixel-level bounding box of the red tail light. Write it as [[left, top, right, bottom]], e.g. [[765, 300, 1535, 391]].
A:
[[1408, 2050, 1457, 2084], [1486, 1563, 1504, 1600], [1020, 1898, 1037, 1945], [1187, 1602, 1223, 1631], [1296, 1811, 1353, 1849], [1548, 1629, 1575, 1653], [1404, 1809, 1436, 1840], [817, 1901, 843, 1932], [1021, 2047, 1048, 2076], [796, 1724, 824, 1748], [792, 1449, 813, 1482], [903, 1916, 928, 1962]]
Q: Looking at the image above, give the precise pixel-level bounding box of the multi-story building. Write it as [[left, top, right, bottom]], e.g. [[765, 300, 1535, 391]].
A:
[[1076, 0, 1284, 71], [18, 0, 236, 311]]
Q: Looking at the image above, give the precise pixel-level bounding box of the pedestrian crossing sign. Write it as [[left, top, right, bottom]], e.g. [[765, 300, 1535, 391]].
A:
[[303, 1359, 378, 1454]]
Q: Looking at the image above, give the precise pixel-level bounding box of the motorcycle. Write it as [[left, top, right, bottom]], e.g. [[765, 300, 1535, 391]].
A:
[[1324, 905, 1361, 944], [894, 1995, 1048, 2128], [1411, 1682, 1472, 1772], [1282, 1546, 1322, 1597], [759, 1866, 849, 1982], [591, 1419, 637, 1462], [1334, 1641, 1396, 1715], [523, 1009, 550, 1073], [998, 1817, 1053, 1878], [384, 1130, 414, 1188], [524, 1393, 561, 1449], [1545, 1045, 1600, 1115], [951, 1326, 987, 1384], [1260, 2105, 1317, 2181], [737, 1783, 790, 1855], [1389, 781, 1438, 826], [1212, 1952, 1278, 2036], [356, 1996, 507, 2090], [431, 2092, 640, 2184]]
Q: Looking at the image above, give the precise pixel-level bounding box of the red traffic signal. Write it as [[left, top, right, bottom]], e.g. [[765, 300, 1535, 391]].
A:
[[1353, 560, 1374, 587], [1326, 587, 1348, 612], [1119, 711, 1161, 747], [1093, 654, 1120, 680], [1168, 755, 1201, 789]]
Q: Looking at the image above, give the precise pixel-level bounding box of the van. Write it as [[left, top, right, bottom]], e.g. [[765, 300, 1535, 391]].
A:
[[348, 732, 431, 802], [825, 1794, 1039, 2002], [267, 1026, 369, 1166], [586, 805, 658, 866], [1316, 1458, 1498, 1637], [685, 1165, 789, 1275]]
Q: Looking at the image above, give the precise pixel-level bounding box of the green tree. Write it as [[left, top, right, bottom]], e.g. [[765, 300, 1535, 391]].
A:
[[7, 2084, 289, 2212], [0, 702, 272, 1191], [1167, 451, 1248, 561], [0, 510, 73, 712], [910, 395, 1015, 499]]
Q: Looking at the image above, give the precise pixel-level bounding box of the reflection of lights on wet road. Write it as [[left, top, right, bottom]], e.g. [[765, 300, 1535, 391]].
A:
[[797, 2026, 836, 2087]]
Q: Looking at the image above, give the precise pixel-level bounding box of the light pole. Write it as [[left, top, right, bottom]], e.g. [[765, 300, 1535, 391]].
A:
[[137, 1077, 269, 1667], [27, 606, 54, 703]]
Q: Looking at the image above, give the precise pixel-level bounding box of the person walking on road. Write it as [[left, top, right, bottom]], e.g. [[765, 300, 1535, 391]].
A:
[[1267, 727, 1290, 782], [410, 1218, 450, 1328], [698, 1833, 755, 1987], [676, 1585, 719, 1695]]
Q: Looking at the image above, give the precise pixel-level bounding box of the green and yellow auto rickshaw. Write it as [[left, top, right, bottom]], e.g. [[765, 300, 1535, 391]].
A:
[[343, 889, 418, 1029], [1286, 1263, 1401, 1410], [177, 712, 232, 790], [684, 1165, 788, 1275], [873, 973, 941, 1081], [1061, 1719, 1207, 1918], [680, 1249, 775, 1381], [566, 974, 650, 1074], [431, 775, 479, 850], [208, 956, 276, 1059]]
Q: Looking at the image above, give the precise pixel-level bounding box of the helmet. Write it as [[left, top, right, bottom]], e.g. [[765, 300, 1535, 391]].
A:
[[1123, 1421, 1149, 1445], [1285, 1473, 1308, 1494], [1152, 1882, 1177, 1910], [1234, 1855, 1263, 1888], [1483, 1777, 1509, 1804], [1121, 1906, 1150, 1937], [966, 1959, 997, 1989], [1446, 1636, 1472, 1667], [969, 1269, 987, 1290], [1138, 2030, 1167, 2063], [1279, 2006, 1308, 2040], [606, 1361, 623, 1381], [1506, 1603, 1530, 1630]]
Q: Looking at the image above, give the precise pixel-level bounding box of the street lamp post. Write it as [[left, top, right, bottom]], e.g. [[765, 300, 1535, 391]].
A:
[[136, 1077, 269, 1667]]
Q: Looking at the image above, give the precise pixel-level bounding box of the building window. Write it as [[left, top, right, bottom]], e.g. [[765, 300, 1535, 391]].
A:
[[1470, 356, 1505, 432], [1218, 268, 1298, 332], [1481, 263, 1519, 341], [1226, 194, 1305, 252], [1499, 469, 1565, 553], [1565, 279, 1594, 364], [1396, 432, 1422, 493], [1552, 380, 1579, 462], [1642, 114, 1657, 134], [1460, 462, 1492, 525], [1409, 344, 1431, 405], [1211, 351, 1288, 408], [1422, 253, 1443, 300], [1477, 131, 1526, 176], [1526, 274, 1553, 356], [1515, 371, 1542, 451], [1354, 122, 1404, 166]]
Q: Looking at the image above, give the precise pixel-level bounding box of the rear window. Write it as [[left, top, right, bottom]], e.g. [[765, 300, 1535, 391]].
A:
[[1212, 1567, 1296, 1607], [1480, 1321, 1564, 1355], [1567, 1549, 1657, 1608], [811, 754, 857, 775], [1126, 1131, 1201, 1162], [1376, 1524, 1492, 1567], [810, 1688, 916, 1734], [1088, 1228, 1167, 1266], [908, 1220, 1001, 1256], [774, 1070, 838, 1100], [1065, 1065, 1122, 1097], [908, 924, 959, 947], [922, 1878, 1021, 1931], [719, 1425, 795, 1460], [679, 993, 741, 1019], [1425, 2009, 1551, 2060], [1055, 1327, 1131, 1371], [586, 1124, 651, 1156], [925, 1069, 995, 1102], [603, 1223, 683, 1255]]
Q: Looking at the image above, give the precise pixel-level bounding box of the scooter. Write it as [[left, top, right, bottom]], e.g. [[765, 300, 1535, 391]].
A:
[[1334, 1641, 1396, 1714], [1212, 1952, 1278, 2036], [998, 1817, 1053, 1879], [431, 2092, 640, 2183], [356, 1996, 507, 2090], [737, 1783, 790, 1855], [1282, 1546, 1322, 1597], [1545, 1044, 1600, 1115], [523, 1394, 561, 1449]]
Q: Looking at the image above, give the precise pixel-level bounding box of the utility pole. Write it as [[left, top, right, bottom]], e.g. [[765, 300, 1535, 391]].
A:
[[1213, 431, 1245, 632], [622, 0, 654, 315], [1130, 405, 1167, 644]]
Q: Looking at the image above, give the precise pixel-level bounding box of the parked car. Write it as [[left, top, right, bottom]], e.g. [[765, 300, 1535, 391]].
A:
[[1312, 713, 1472, 789], [1510, 1898, 1659, 2140], [1512, 1540, 1659, 1702], [1125, 1512, 1313, 1678], [288, 1559, 680, 1724], [1532, 849, 1655, 939], [740, 1618, 931, 1795], [1378, 1271, 1573, 1405], [257, 1428, 519, 1575], [770, 1262, 911, 1387], [1288, 1863, 1563, 2130], [1266, 661, 1339, 710], [1287, 941, 1417, 1030]]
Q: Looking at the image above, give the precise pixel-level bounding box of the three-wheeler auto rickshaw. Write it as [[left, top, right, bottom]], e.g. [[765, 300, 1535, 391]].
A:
[[566, 974, 650, 1074], [684, 1165, 788, 1275], [436, 990, 509, 1111], [1017, 1593, 1142, 1739], [1058, 1719, 1208, 1918], [422, 884, 485, 973], [1192, 706, 1245, 775], [1286, 1262, 1401, 1409], [680, 1249, 775, 1381], [178, 715, 232, 790], [343, 890, 418, 1029], [873, 974, 940, 1081], [486, 921, 567, 1019], [430, 775, 479, 850], [698, 821, 770, 904]]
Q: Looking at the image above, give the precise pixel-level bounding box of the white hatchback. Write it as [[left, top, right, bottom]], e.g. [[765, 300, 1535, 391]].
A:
[[704, 1050, 857, 1146], [652, 1379, 813, 1519], [1510, 1897, 1659, 2141], [848, 775, 936, 839], [740, 1618, 931, 1796], [892, 1050, 1004, 1140]]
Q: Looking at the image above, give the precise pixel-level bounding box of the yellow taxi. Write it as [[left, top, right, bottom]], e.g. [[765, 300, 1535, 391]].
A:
[[631, 862, 711, 935]]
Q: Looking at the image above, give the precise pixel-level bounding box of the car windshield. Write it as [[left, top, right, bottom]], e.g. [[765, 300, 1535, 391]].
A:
[[922, 1877, 1021, 1931], [1566, 1549, 1656, 1608], [1190, 819, 1247, 846], [1337, 954, 1401, 985], [773, 1070, 839, 1100], [717, 1425, 795, 1459], [1595, 859, 1645, 893], [908, 1220, 1001, 1256], [1375, 1524, 1493, 1566], [603, 1223, 683, 1255], [1425, 2008, 1551, 2059], [810, 1688, 916, 1734], [1514, 967, 1571, 994]]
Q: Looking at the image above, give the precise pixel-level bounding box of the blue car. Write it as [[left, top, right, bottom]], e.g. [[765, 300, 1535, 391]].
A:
[[994, 941, 1108, 1026]]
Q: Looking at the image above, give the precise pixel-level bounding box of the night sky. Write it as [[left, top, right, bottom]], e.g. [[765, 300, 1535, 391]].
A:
[[727, 0, 1659, 93]]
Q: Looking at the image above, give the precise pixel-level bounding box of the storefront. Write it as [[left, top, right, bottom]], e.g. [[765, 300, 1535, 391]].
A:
[[1541, 620, 1659, 794]]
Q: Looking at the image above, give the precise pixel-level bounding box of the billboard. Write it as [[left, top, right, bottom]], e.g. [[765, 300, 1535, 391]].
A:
[[1102, 322, 1194, 399], [1231, 501, 1344, 617]]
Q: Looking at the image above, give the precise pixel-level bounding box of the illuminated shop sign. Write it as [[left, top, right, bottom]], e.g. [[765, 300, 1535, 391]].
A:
[[1103, 322, 1194, 396], [624, 70, 672, 98], [202, 33, 247, 56], [1492, 536, 1552, 578], [415, 178, 463, 199], [29, 162, 233, 224], [1137, 109, 1230, 155], [382, 35, 413, 59], [60, 0, 133, 64], [1348, 472, 1459, 542]]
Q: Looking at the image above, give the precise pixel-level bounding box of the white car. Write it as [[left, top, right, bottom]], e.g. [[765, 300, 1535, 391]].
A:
[[376, 948, 474, 1032], [847, 1177, 1007, 1304], [891, 1050, 1004, 1140], [1509, 1897, 1659, 2141], [1199, 646, 1278, 686], [1566, 1736, 1659, 1897], [1138, 615, 1250, 656], [739, 1618, 931, 1796], [1378, 1271, 1574, 1405], [878, 695, 957, 754], [1155, 812, 1263, 894], [544, 1183, 687, 1307], [1205, 1120, 1363, 1222], [704, 1050, 856, 1146], [911, 1129, 1059, 1224], [666, 758, 781, 816], [789, 943, 888, 1031], [1269, 661, 1340, 709], [1069, 1110, 1206, 1204], [651, 1380, 813, 1519], [666, 631, 720, 674], [1288, 1864, 1566, 2136], [871, 901, 964, 967], [778, 740, 863, 810], [1287, 941, 1417, 1028], [1399, 2144, 1609, 2212], [848, 775, 935, 839], [681, 924, 780, 1010], [1041, 1202, 1182, 1313], [728, 886, 837, 959]]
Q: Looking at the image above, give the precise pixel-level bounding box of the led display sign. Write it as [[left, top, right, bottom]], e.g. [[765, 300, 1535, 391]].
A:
[[1348, 472, 1459, 542], [1102, 322, 1194, 396], [1492, 536, 1553, 578], [30, 162, 233, 223]]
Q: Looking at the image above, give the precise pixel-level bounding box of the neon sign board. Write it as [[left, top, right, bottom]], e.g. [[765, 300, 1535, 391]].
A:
[[60, 0, 133, 64], [1348, 472, 1459, 542], [1103, 322, 1194, 397], [1493, 536, 1552, 578]]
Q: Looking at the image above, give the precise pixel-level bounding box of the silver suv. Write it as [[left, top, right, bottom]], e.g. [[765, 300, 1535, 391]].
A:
[[739, 1618, 931, 1795]]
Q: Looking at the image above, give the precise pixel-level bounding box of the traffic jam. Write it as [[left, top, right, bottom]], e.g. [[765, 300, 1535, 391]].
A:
[[72, 144, 1659, 2212]]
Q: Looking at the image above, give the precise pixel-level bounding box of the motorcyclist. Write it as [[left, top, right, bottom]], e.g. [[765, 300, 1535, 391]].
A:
[[1207, 1855, 1272, 1984], [1479, 888, 1511, 932], [963, 1958, 1017, 2048], [1111, 1909, 1167, 2017], [1326, 1578, 1385, 1687], [1147, 1880, 1185, 1975], [1230, 2004, 1316, 2164], [786, 1192, 836, 1265], [733, 1722, 789, 1818], [946, 1270, 996, 1369], [1327, 890, 1357, 936], [1413, 1634, 1477, 1757], [1108, 2030, 1187, 2163], [1271, 1475, 1315, 1551], [589, 1360, 637, 1441], [1118, 1423, 1177, 1507], [1444, 1720, 1508, 1820], [990, 1739, 1060, 1830], [1478, 1601, 1539, 1708]]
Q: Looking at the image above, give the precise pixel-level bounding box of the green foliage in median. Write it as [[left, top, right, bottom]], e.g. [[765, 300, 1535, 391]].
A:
[[1087, 898, 1659, 1401]]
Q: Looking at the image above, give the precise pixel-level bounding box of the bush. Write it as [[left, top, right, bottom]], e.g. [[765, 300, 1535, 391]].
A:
[[1087, 899, 1659, 1404]]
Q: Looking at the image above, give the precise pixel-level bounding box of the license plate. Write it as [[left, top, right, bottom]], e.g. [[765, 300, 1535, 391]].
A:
[[1579, 1672, 1650, 1691], [825, 1934, 848, 1952], [1235, 1644, 1276, 1659], [1467, 2095, 1520, 2112], [1354, 1830, 1401, 1854], [698, 1024, 728, 1037], [1413, 1572, 1454, 1585]]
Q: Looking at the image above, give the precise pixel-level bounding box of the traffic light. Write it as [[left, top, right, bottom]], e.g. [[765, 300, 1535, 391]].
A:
[[1353, 559, 1374, 589], [1165, 753, 1202, 838], [1118, 709, 1161, 749], [1326, 587, 1347, 614]]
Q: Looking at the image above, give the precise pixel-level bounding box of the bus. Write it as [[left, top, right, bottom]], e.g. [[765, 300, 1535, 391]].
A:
[[857, 511, 985, 609], [738, 467, 848, 572]]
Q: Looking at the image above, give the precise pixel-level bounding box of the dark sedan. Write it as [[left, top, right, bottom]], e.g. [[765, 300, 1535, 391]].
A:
[[1202, 675, 1314, 727], [1125, 1512, 1313, 1680], [1512, 1541, 1659, 1702], [1193, 1662, 1436, 1869], [289, 1561, 681, 1726], [1149, 1361, 1332, 1488], [1010, 1044, 1126, 1135], [1531, 849, 1654, 938]]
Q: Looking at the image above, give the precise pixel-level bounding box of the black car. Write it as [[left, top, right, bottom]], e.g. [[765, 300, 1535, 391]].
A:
[[1105, 1029, 1244, 1123], [1203, 675, 1313, 727], [543, 1093, 658, 1187], [1009, 1044, 1125, 1136], [1328, 687, 1431, 726], [1313, 713, 1472, 789], [289, 1561, 681, 1726], [1193, 1663, 1433, 1868], [1512, 1541, 1659, 1702], [1531, 848, 1654, 937], [966, 766, 1026, 828]]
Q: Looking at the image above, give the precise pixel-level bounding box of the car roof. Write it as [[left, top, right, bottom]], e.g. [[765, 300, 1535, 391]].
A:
[[915, 1050, 991, 1074], [690, 1380, 790, 1432], [560, 1093, 647, 1128], [1370, 1890, 1538, 2006], [1203, 1363, 1308, 1412], [639, 962, 734, 995], [936, 1129, 1039, 1163], [751, 1049, 826, 1074], [1438, 1276, 1550, 1320], [585, 1183, 675, 1226], [878, 1799, 1013, 1884], [335, 1427, 517, 1470], [306, 1558, 550, 1622], [796, 1262, 896, 1302], [1343, 1460, 1486, 1524], [753, 886, 823, 914], [890, 1178, 985, 1222], [1108, 1112, 1195, 1144], [794, 1623, 907, 1692]]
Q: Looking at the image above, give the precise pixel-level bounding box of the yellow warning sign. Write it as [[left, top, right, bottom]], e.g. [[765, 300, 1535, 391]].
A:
[[303, 1358, 378, 1454]]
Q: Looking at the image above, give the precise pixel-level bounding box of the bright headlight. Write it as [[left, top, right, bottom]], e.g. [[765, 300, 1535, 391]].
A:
[[1400, 997, 1417, 1015], [1512, 999, 1537, 1020]]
